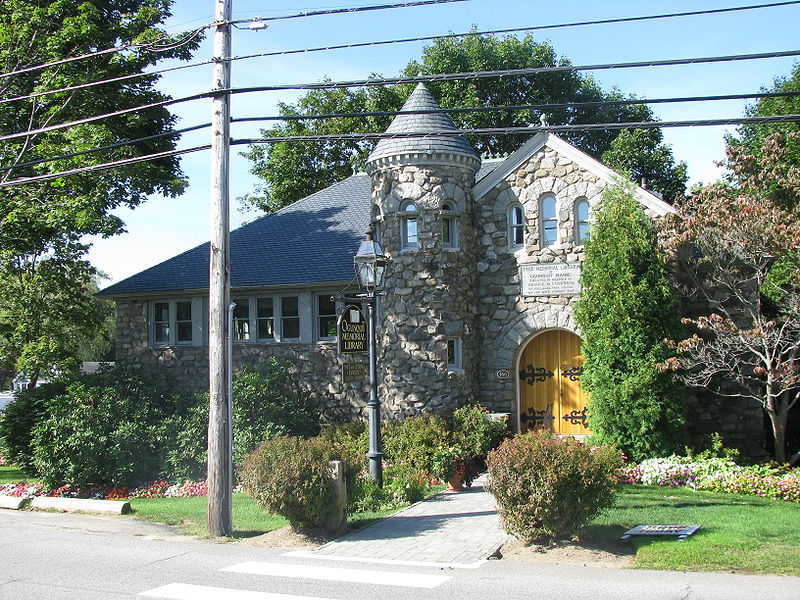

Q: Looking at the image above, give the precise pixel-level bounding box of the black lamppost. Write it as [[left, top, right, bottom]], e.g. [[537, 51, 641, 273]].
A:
[[353, 229, 387, 486]]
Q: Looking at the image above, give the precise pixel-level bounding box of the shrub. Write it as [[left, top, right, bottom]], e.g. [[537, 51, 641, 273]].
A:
[[0, 382, 65, 475], [451, 404, 507, 460], [316, 422, 368, 506], [574, 183, 685, 461], [232, 360, 320, 464], [241, 436, 337, 531], [381, 414, 450, 473], [487, 431, 622, 544]]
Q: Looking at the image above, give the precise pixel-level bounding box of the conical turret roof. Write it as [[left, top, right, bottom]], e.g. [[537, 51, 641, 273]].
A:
[[366, 83, 480, 173]]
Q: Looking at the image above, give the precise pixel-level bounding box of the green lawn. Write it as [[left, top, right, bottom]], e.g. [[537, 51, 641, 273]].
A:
[[586, 485, 800, 575], [129, 493, 396, 539], [0, 464, 31, 484]]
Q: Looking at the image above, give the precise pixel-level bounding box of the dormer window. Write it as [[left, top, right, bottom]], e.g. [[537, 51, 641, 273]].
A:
[[575, 197, 590, 244], [400, 201, 418, 249], [441, 202, 458, 249], [540, 194, 557, 247]]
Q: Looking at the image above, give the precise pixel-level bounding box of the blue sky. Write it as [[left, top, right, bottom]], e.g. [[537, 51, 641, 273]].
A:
[[87, 0, 800, 284]]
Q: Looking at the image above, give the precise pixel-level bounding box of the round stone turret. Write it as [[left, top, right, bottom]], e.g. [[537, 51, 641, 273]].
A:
[[367, 84, 480, 417]]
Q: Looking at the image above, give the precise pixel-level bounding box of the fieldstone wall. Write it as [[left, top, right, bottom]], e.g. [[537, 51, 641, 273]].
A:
[[114, 299, 371, 423], [473, 146, 608, 412], [371, 162, 479, 416]]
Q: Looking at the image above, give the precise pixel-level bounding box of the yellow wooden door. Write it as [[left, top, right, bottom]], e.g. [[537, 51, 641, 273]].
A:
[[519, 330, 588, 435]]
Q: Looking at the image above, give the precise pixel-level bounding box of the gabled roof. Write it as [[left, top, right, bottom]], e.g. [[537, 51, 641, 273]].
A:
[[100, 175, 373, 296], [473, 132, 676, 216]]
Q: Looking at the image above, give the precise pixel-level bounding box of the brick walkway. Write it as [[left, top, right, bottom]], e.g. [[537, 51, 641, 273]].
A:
[[308, 474, 508, 566]]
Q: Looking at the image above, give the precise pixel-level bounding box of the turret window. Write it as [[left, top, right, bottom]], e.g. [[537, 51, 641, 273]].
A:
[[441, 202, 458, 248], [540, 194, 557, 247], [400, 201, 418, 249]]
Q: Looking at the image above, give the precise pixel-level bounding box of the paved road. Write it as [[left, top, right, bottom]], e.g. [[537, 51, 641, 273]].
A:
[[2, 508, 800, 600]]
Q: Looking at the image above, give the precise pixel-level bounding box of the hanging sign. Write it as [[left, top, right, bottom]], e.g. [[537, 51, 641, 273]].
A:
[[338, 304, 368, 354], [342, 362, 366, 383]]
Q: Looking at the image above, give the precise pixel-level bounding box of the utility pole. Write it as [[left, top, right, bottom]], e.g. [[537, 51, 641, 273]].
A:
[[207, 0, 233, 537]]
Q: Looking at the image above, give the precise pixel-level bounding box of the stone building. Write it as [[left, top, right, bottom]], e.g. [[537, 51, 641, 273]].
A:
[[100, 84, 764, 453]]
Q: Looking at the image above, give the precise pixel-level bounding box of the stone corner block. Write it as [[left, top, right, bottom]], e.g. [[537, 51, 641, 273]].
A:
[[30, 496, 132, 515], [0, 495, 30, 510]]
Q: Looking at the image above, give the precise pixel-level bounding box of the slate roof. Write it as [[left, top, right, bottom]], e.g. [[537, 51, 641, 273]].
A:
[[100, 160, 503, 296], [100, 175, 373, 296], [367, 83, 478, 165]]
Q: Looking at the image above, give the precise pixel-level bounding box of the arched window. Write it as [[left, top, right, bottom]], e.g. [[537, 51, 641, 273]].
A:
[[441, 202, 458, 248], [575, 198, 590, 244], [508, 204, 525, 247], [400, 201, 418, 249], [540, 194, 557, 247]]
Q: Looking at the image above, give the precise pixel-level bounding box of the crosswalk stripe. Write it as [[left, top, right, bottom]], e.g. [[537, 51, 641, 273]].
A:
[[138, 582, 334, 600], [221, 561, 452, 589]]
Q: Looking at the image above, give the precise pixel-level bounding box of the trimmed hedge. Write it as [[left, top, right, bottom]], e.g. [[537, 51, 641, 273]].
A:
[[487, 431, 621, 544]]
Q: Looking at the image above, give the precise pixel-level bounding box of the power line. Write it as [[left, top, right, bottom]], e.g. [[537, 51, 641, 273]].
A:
[[5, 1, 799, 107], [232, 91, 800, 123], [7, 90, 800, 173], [0, 26, 206, 81], [3, 46, 799, 145], [233, 1, 800, 62], [2, 113, 798, 188], [228, 0, 470, 25]]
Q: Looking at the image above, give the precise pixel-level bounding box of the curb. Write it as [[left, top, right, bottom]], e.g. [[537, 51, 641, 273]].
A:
[[0, 496, 29, 510], [29, 496, 131, 515]]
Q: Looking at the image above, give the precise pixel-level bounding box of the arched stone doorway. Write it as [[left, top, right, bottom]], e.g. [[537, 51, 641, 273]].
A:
[[518, 329, 589, 435]]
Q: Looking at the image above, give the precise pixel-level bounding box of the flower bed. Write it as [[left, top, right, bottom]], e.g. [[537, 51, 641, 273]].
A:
[[618, 456, 800, 503], [0, 478, 211, 500]]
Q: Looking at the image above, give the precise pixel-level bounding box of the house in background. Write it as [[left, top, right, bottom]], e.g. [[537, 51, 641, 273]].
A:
[[100, 84, 764, 455]]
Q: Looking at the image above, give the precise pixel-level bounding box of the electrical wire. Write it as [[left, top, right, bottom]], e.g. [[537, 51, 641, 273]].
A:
[[228, 0, 471, 26], [4, 48, 799, 144], [2, 113, 798, 188], [5, 1, 799, 107], [5, 90, 799, 173], [231, 90, 800, 123]]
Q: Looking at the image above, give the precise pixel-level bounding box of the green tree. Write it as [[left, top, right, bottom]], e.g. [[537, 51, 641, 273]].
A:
[[729, 62, 800, 210], [575, 182, 684, 461], [601, 128, 688, 203], [242, 33, 686, 213], [663, 133, 800, 464], [0, 0, 199, 382]]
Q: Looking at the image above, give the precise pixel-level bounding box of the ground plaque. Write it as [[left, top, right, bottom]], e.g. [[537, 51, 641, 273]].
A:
[[338, 304, 367, 354], [620, 525, 701, 541], [520, 262, 581, 297]]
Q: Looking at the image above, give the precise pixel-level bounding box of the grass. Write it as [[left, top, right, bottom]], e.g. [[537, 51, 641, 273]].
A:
[[585, 485, 800, 576], [129, 492, 398, 539], [0, 464, 32, 484]]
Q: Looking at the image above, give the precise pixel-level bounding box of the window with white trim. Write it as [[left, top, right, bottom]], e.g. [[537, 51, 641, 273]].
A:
[[256, 297, 274, 340], [575, 197, 590, 244], [151, 299, 195, 345], [400, 201, 418, 249], [540, 194, 557, 247], [447, 337, 463, 370], [508, 204, 525, 247], [441, 202, 458, 249], [232, 298, 251, 341], [281, 296, 300, 341], [317, 294, 338, 340]]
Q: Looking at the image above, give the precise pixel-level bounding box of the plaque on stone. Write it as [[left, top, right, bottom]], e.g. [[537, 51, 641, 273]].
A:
[[520, 262, 581, 297], [342, 362, 366, 383], [337, 304, 368, 354]]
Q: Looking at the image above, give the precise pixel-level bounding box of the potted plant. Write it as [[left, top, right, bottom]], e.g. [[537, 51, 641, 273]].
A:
[[430, 446, 469, 491]]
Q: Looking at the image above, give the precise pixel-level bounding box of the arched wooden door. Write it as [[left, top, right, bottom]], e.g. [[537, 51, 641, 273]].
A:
[[518, 330, 588, 435]]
